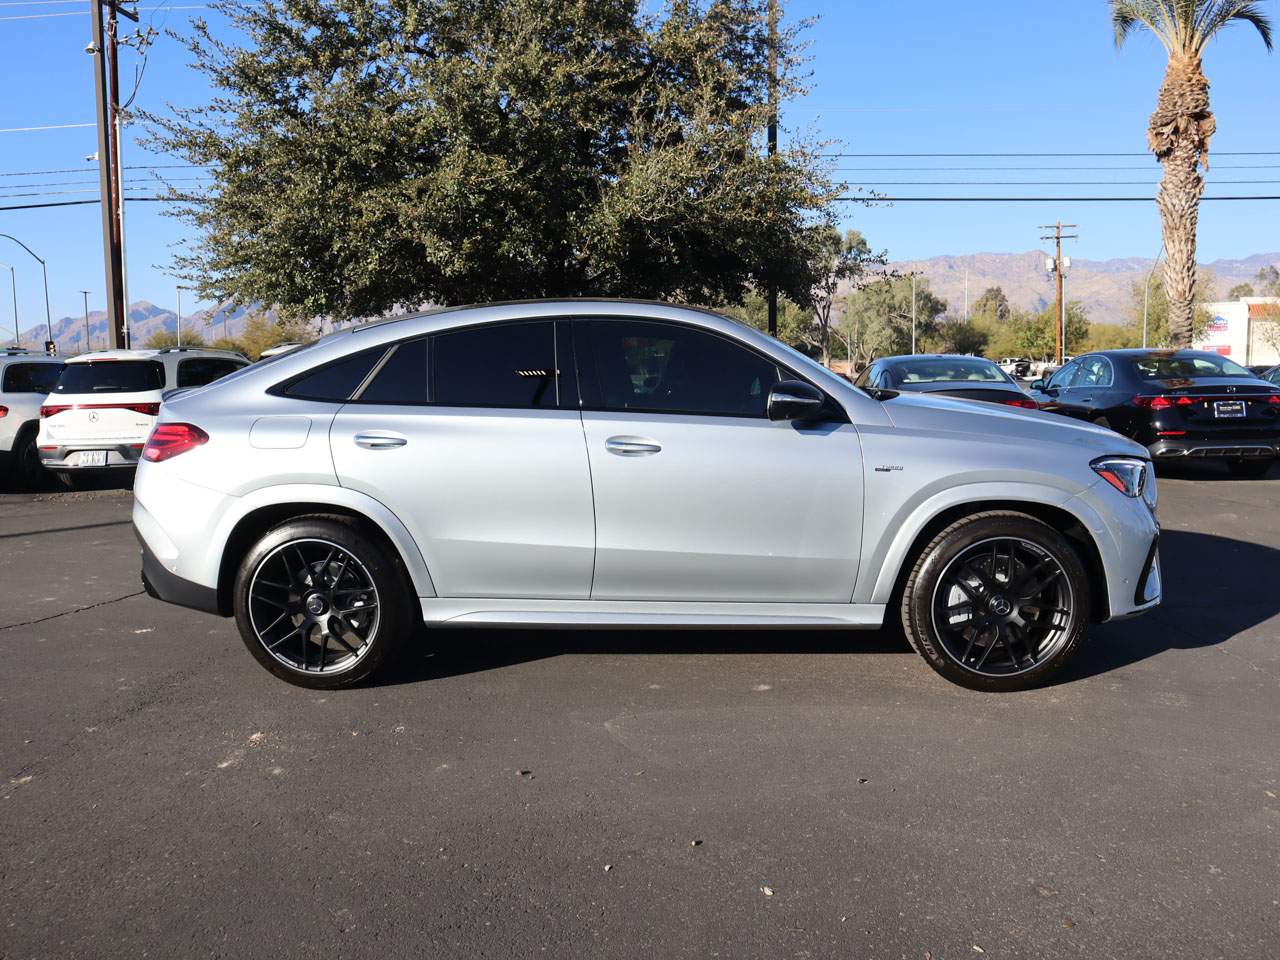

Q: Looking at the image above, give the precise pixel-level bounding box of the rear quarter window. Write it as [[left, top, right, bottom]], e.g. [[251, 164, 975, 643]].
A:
[[3, 361, 63, 394], [177, 357, 246, 388], [279, 346, 387, 402]]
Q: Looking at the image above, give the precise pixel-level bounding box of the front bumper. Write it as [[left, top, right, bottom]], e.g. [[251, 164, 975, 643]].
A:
[[38, 442, 144, 470]]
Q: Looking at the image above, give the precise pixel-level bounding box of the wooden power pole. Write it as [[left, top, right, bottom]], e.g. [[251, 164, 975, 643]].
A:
[[765, 0, 778, 337], [1039, 221, 1078, 364], [89, 0, 137, 349]]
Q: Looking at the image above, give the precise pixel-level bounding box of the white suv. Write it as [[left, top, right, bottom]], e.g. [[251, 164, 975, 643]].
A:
[[38, 347, 248, 487], [0, 348, 64, 489]]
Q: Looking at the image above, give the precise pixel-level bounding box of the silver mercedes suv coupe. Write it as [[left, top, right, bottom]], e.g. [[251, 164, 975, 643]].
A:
[[133, 300, 1161, 692]]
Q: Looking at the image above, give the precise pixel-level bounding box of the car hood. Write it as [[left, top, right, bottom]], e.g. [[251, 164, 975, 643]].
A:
[[880, 390, 1149, 459]]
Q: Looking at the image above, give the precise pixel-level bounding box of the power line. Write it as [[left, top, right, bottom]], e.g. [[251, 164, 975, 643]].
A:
[[0, 4, 209, 17], [840, 179, 1280, 186], [837, 195, 1280, 202], [822, 151, 1280, 158], [833, 164, 1280, 171], [0, 122, 95, 133], [0, 164, 207, 176]]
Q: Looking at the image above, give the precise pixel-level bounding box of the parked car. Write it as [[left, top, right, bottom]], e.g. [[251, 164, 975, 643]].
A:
[[38, 347, 248, 488], [1260, 364, 1280, 386], [1247, 364, 1274, 377], [134, 300, 1161, 693], [0, 348, 64, 489], [1028, 349, 1280, 477], [996, 357, 1032, 379], [855, 355, 1038, 409]]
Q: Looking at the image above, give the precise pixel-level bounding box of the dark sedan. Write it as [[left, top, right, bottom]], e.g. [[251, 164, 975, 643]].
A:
[[854, 355, 1038, 408], [1028, 349, 1280, 477]]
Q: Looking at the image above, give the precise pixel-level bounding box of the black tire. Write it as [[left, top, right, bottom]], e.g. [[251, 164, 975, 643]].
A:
[[12, 428, 44, 490], [900, 511, 1091, 692], [232, 516, 414, 689], [1226, 458, 1272, 479]]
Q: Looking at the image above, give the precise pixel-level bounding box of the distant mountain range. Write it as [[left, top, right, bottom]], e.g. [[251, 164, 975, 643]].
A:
[[10, 249, 1280, 352], [886, 251, 1280, 324]]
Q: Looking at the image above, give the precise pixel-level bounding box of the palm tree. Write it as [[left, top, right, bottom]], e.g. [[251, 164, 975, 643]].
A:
[[1112, 1, 1272, 346]]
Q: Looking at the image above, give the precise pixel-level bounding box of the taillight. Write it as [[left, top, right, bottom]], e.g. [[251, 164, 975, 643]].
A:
[[39, 402, 159, 417], [0, 405, 7, 419], [1269, 395, 1280, 405], [1134, 395, 1194, 410], [142, 422, 208, 462], [1000, 397, 1039, 409]]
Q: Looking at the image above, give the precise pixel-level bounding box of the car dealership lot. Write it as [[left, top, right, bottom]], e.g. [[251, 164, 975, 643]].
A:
[[2, 467, 1278, 959]]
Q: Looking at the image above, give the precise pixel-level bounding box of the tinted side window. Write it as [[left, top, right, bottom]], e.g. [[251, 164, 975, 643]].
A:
[[177, 357, 245, 388], [283, 347, 386, 402], [587, 320, 781, 417], [3, 362, 63, 393], [1047, 361, 1080, 390], [358, 338, 429, 404], [1076, 357, 1112, 388], [431, 321, 558, 408]]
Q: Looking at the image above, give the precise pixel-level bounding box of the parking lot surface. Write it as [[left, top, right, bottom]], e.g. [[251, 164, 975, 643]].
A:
[[2, 464, 1278, 959]]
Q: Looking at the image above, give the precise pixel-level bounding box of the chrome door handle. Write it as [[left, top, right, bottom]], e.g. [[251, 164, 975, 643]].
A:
[[354, 433, 407, 449], [605, 436, 662, 456]]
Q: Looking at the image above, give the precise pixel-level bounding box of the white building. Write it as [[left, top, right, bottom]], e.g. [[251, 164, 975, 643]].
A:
[[1193, 297, 1280, 367]]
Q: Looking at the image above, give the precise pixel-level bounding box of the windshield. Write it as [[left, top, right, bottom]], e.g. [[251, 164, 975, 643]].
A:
[[54, 360, 165, 394], [890, 358, 1009, 385], [1131, 354, 1252, 379]]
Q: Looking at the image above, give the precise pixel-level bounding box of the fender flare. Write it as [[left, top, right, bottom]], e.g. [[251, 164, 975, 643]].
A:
[[204, 483, 437, 598], [860, 480, 1104, 606]]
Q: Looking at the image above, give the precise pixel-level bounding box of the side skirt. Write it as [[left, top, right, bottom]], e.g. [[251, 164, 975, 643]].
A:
[[420, 598, 886, 630]]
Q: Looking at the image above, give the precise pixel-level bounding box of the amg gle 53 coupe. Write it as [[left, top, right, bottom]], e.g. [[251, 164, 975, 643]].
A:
[[133, 301, 1161, 692]]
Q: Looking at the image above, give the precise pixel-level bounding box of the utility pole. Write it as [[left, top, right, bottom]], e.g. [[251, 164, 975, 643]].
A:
[[88, 0, 137, 349], [1039, 221, 1078, 364], [911, 273, 918, 355], [0, 263, 16, 346], [79, 290, 91, 352], [765, 0, 778, 338]]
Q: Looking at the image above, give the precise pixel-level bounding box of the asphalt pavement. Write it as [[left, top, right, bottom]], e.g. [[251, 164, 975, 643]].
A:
[[2, 463, 1278, 959]]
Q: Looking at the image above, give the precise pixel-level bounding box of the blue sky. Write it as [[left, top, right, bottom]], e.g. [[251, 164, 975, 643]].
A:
[[1, 0, 1278, 325]]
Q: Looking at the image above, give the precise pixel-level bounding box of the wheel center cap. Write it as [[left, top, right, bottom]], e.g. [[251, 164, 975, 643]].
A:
[[305, 593, 329, 616], [987, 595, 1013, 617]]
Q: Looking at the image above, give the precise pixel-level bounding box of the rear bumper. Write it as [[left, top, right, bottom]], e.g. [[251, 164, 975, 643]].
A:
[[38, 443, 144, 470], [1147, 438, 1279, 460], [136, 525, 221, 615]]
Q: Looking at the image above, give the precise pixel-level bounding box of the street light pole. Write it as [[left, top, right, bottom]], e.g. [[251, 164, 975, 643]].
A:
[[1142, 243, 1165, 349], [0, 262, 17, 346], [911, 273, 918, 355], [0, 233, 53, 348], [79, 290, 91, 352]]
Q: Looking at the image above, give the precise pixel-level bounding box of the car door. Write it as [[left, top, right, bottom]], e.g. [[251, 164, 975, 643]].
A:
[[1063, 355, 1109, 419], [329, 320, 596, 599], [1031, 359, 1081, 414], [576, 317, 864, 603]]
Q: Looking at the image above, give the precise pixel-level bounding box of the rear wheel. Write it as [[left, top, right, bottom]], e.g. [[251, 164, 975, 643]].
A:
[[232, 517, 414, 688], [900, 512, 1090, 692], [1227, 458, 1273, 479]]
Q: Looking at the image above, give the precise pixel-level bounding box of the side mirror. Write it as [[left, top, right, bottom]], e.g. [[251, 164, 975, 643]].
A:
[[1029, 380, 1046, 392], [767, 379, 826, 422]]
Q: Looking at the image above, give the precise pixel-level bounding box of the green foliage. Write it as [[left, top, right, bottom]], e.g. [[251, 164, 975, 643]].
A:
[[1083, 323, 1141, 351], [237, 313, 316, 360], [1123, 271, 1215, 346], [144, 328, 206, 350], [970, 286, 1011, 324], [1227, 282, 1256, 300], [844, 275, 947, 364], [144, 0, 839, 322], [723, 290, 817, 353], [925, 317, 988, 356], [811, 227, 887, 364], [1111, 1, 1273, 54], [1255, 265, 1280, 296]]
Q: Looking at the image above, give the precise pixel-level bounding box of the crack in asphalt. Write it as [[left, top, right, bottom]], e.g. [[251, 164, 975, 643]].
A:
[[0, 590, 145, 633]]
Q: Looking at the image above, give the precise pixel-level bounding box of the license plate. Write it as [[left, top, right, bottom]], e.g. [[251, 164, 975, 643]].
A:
[[79, 450, 107, 467], [1214, 400, 1246, 418]]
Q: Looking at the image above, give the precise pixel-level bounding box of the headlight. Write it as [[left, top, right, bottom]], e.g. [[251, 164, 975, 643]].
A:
[[1091, 456, 1148, 499]]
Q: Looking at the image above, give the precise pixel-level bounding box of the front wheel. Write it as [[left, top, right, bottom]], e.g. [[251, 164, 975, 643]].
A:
[[900, 512, 1090, 692], [232, 517, 414, 688]]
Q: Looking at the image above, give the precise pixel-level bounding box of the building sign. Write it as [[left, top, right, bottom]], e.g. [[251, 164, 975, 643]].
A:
[[1207, 314, 1229, 332]]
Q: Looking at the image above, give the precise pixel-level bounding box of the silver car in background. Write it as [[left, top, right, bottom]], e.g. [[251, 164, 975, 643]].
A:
[[133, 300, 1161, 692]]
